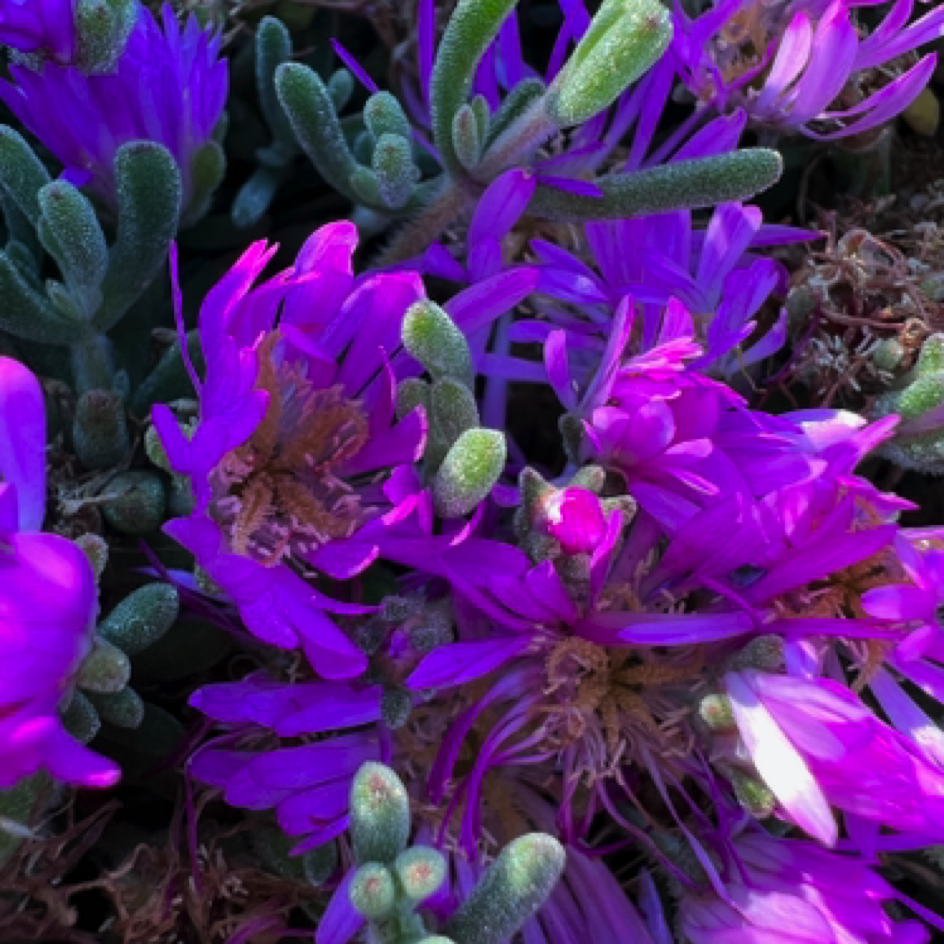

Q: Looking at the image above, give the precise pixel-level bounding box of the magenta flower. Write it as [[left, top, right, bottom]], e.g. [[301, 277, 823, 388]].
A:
[[673, 0, 944, 139], [154, 222, 428, 679], [680, 830, 932, 944], [724, 669, 944, 845], [0, 3, 226, 215], [0, 356, 118, 789]]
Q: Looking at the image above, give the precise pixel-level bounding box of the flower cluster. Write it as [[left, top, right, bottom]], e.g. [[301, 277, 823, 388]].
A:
[[4, 0, 944, 942]]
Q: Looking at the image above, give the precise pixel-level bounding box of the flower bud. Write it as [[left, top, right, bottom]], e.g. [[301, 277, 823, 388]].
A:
[[349, 762, 411, 865]]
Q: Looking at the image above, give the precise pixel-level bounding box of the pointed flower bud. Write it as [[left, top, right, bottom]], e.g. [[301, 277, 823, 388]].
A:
[[549, 0, 672, 127], [443, 834, 565, 944], [433, 428, 506, 518], [349, 762, 411, 865]]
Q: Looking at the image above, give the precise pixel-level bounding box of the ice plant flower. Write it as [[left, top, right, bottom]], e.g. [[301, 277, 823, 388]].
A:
[[679, 829, 934, 943], [723, 669, 944, 844], [0, 3, 226, 215], [672, 0, 944, 139], [153, 222, 428, 679], [0, 357, 119, 789]]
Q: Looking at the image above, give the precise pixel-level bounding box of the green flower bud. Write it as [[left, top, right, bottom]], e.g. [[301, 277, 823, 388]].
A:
[[402, 300, 474, 388], [87, 685, 145, 729], [61, 690, 100, 744], [365, 91, 413, 143], [728, 768, 777, 819], [549, 0, 672, 127], [698, 694, 735, 731], [73, 389, 130, 470], [870, 337, 905, 373], [443, 834, 565, 944], [349, 762, 411, 865], [452, 103, 482, 171], [395, 846, 447, 902], [349, 862, 397, 920], [372, 133, 417, 209], [433, 428, 506, 518], [98, 584, 179, 656], [101, 469, 167, 535], [76, 637, 132, 694]]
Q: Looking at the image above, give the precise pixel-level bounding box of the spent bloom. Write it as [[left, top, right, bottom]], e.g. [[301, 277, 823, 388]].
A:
[[154, 222, 429, 680], [0, 3, 227, 215], [672, 0, 944, 139], [0, 357, 119, 789]]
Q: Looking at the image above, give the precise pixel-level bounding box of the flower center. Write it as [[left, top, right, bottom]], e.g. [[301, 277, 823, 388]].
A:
[[212, 333, 369, 568]]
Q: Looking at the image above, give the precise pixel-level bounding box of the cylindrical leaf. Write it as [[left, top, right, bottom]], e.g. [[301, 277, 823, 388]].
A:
[[433, 428, 506, 518], [402, 300, 474, 387], [98, 584, 180, 655], [443, 834, 565, 944], [349, 762, 411, 865]]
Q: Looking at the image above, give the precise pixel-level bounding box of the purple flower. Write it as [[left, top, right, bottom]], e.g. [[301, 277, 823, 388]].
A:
[[724, 669, 944, 845], [673, 0, 944, 139], [0, 0, 78, 62], [0, 356, 119, 789], [154, 222, 429, 679], [679, 830, 932, 944], [0, 3, 227, 215]]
